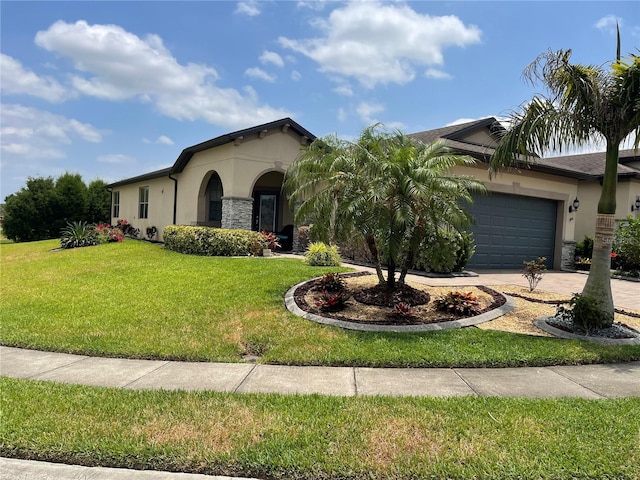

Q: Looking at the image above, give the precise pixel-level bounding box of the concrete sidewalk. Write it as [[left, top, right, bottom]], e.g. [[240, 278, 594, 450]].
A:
[[0, 457, 259, 480], [2, 346, 639, 398]]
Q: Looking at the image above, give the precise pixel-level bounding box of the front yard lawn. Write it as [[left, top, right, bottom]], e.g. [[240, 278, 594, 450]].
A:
[[2, 378, 639, 479], [1, 239, 639, 367]]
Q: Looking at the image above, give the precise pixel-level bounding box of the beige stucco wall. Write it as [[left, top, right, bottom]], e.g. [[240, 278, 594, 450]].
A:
[[111, 176, 175, 241], [175, 129, 305, 227], [575, 177, 640, 240]]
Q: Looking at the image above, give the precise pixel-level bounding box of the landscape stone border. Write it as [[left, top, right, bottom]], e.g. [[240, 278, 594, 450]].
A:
[[535, 317, 640, 345], [284, 279, 515, 333]]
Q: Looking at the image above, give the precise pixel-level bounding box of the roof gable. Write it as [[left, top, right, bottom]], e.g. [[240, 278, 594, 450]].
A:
[[171, 117, 315, 173]]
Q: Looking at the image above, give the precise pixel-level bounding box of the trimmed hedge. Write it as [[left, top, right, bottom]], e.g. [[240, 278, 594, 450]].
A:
[[163, 225, 263, 257]]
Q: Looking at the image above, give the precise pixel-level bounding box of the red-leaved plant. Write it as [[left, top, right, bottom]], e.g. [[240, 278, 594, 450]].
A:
[[434, 291, 480, 316]]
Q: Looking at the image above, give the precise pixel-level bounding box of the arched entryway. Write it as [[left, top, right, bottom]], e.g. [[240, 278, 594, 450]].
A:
[[251, 171, 294, 249], [197, 171, 224, 227]]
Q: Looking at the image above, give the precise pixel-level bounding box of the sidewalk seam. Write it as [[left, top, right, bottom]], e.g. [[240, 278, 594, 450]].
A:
[[353, 368, 359, 396], [26, 354, 89, 380], [122, 361, 171, 389], [451, 368, 480, 396], [547, 367, 606, 399], [232, 364, 257, 393]]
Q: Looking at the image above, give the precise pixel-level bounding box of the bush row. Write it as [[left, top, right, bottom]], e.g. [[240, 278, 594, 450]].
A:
[[163, 225, 263, 257], [574, 215, 640, 276], [302, 224, 474, 274]]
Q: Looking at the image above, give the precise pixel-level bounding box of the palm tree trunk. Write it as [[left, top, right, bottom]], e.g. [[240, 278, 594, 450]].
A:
[[387, 259, 396, 290], [365, 234, 386, 284], [580, 142, 617, 327]]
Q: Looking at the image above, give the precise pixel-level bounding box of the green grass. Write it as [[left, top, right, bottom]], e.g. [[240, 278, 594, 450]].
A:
[[2, 377, 639, 479], [2, 239, 639, 367]]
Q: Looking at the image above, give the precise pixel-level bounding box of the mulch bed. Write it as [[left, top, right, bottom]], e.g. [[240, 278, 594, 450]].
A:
[[293, 273, 507, 326], [507, 292, 640, 319]]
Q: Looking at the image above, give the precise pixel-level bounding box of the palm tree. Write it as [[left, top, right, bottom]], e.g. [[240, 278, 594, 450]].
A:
[[284, 124, 485, 290], [490, 34, 639, 327]]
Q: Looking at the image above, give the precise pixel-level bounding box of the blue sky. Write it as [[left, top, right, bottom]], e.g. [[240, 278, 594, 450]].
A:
[[1, 1, 638, 198]]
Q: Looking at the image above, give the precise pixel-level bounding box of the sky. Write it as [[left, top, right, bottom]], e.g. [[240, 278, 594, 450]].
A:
[[1, 0, 638, 199]]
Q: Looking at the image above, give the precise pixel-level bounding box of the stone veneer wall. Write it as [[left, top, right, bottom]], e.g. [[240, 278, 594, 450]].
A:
[[221, 196, 253, 230], [561, 240, 576, 271]]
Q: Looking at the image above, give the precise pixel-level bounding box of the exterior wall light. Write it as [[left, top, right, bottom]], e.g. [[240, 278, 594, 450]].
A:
[[568, 197, 580, 213], [632, 197, 640, 212]]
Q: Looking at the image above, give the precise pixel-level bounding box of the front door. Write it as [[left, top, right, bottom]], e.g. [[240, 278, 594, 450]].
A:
[[257, 194, 277, 232]]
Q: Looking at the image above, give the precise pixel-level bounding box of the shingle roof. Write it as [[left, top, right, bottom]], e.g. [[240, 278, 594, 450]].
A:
[[107, 118, 315, 188], [409, 118, 640, 180], [534, 150, 639, 177]]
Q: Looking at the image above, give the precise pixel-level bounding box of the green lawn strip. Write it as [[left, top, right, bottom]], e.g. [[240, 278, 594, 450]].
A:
[[2, 240, 639, 367], [1, 378, 638, 479]]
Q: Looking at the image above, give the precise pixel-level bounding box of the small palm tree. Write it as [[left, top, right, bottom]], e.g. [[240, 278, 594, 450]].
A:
[[491, 31, 639, 327], [285, 124, 485, 290]]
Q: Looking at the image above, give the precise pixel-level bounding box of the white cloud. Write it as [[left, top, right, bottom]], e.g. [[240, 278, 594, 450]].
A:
[[156, 135, 174, 145], [34, 20, 289, 129], [595, 15, 622, 35], [425, 68, 453, 80], [291, 70, 302, 81], [356, 101, 384, 124], [337, 107, 347, 122], [143, 135, 175, 145], [279, 1, 481, 88], [245, 67, 276, 83], [0, 54, 70, 102], [235, 1, 261, 16], [0, 104, 103, 162], [259, 50, 284, 67], [297, 0, 328, 11], [333, 83, 353, 96], [97, 153, 136, 164]]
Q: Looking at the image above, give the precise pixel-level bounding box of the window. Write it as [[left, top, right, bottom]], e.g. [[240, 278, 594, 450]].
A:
[[112, 191, 120, 218], [139, 186, 149, 219], [207, 173, 223, 223]]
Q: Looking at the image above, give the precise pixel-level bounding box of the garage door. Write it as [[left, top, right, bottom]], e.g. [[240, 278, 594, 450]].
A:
[[465, 192, 557, 270]]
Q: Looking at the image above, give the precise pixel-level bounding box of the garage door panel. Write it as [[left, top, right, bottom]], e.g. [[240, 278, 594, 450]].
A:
[[466, 193, 556, 270]]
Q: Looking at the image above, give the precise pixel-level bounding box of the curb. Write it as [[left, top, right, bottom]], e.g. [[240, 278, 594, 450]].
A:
[[284, 280, 516, 333]]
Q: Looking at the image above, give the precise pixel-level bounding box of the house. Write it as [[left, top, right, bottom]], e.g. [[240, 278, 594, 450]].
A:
[[108, 117, 640, 270], [107, 118, 315, 250]]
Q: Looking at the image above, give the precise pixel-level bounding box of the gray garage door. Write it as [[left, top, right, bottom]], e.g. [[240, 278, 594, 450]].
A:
[[465, 192, 557, 270]]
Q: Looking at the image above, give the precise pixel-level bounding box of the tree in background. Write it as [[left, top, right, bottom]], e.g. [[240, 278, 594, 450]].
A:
[[490, 32, 639, 328], [2, 173, 110, 242], [3, 177, 59, 242], [86, 179, 111, 224], [54, 172, 87, 233]]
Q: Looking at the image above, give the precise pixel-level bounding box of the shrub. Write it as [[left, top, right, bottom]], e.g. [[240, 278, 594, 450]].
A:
[[434, 291, 481, 316], [60, 221, 100, 249], [414, 229, 474, 274], [574, 235, 594, 260], [612, 216, 640, 274], [389, 302, 416, 320], [314, 272, 346, 292], [94, 223, 124, 243], [453, 232, 476, 272], [522, 257, 547, 292], [315, 290, 351, 311], [556, 293, 609, 332], [116, 219, 140, 239], [163, 225, 263, 256], [296, 226, 311, 252], [260, 230, 281, 250], [337, 235, 377, 264], [305, 242, 342, 266]]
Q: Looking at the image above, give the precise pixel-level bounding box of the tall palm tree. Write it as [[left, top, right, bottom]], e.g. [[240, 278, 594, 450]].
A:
[[284, 124, 485, 290], [491, 35, 639, 327]]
